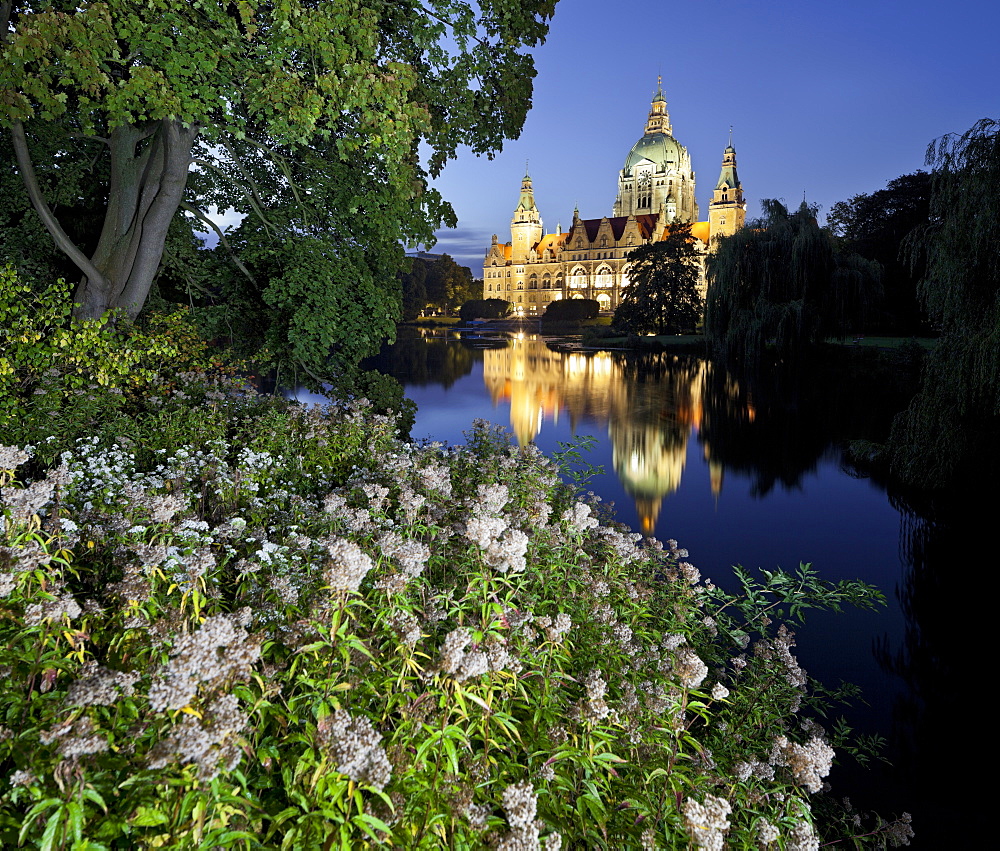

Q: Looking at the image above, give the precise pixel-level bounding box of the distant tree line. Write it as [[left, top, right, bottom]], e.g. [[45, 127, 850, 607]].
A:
[[400, 255, 481, 320]]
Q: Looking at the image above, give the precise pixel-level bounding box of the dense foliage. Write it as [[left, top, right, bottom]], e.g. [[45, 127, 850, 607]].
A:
[[542, 298, 600, 323], [401, 255, 481, 319], [827, 172, 932, 335], [706, 201, 881, 367], [613, 226, 704, 336], [0, 276, 913, 849], [459, 299, 513, 322], [1, 0, 554, 377], [889, 119, 1000, 487]]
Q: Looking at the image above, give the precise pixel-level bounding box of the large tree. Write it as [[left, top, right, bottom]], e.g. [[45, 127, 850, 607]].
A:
[[424, 254, 479, 315], [0, 0, 556, 328], [827, 172, 932, 335], [889, 119, 1000, 487], [705, 200, 880, 366], [613, 225, 704, 335]]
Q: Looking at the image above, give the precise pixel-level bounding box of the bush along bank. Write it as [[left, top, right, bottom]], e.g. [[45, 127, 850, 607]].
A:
[[0, 376, 913, 848]]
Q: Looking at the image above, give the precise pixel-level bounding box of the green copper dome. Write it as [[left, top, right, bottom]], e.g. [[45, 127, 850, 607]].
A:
[[624, 132, 682, 173]]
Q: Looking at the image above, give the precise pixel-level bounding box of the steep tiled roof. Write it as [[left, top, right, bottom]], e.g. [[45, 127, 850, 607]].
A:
[[690, 221, 711, 244], [577, 214, 662, 243], [534, 233, 570, 254]]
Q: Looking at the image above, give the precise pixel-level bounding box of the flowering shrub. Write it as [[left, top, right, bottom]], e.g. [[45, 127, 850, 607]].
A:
[[0, 375, 913, 849]]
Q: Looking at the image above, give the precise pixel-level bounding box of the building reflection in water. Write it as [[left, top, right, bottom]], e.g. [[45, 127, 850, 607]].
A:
[[481, 334, 731, 534]]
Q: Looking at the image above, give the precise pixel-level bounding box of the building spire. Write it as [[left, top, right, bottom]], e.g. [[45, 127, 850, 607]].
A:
[[644, 76, 671, 135], [515, 170, 537, 213]]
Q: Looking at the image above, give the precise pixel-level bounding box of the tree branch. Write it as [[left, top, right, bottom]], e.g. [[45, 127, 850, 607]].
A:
[[179, 201, 257, 287], [9, 120, 108, 291], [194, 151, 276, 236]]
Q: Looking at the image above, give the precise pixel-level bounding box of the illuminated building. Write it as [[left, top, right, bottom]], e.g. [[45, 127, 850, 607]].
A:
[[483, 80, 746, 314]]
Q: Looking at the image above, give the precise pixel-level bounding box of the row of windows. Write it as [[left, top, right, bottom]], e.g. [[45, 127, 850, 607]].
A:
[[486, 277, 629, 293]]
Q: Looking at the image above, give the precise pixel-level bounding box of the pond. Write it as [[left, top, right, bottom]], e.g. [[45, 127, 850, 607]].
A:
[[301, 328, 988, 845]]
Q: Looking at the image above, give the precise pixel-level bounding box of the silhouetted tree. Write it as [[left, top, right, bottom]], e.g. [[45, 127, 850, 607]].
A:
[[400, 259, 429, 321], [706, 200, 881, 367], [613, 225, 703, 335], [889, 118, 1000, 487], [828, 172, 932, 334]]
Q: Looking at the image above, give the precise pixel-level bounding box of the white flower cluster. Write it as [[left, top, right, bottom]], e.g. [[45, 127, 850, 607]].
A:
[[322, 536, 374, 593], [497, 781, 542, 851], [25, 592, 82, 625], [682, 793, 732, 850], [147, 613, 261, 712], [0, 445, 30, 473], [430, 627, 489, 682], [462, 482, 528, 573], [417, 459, 452, 498], [536, 612, 572, 643], [1, 471, 61, 525], [0, 539, 52, 597], [317, 709, 392, 791], [378, 531, 430, 579], [784, 817, 820, 851], [41, 715, 108, 760], [147, 693, 247, 780], [575, 670, 611, 724], [674, 646, 709, 689], [770, 734, 835, 794], [755, 624, 807, 689], [65, 661, 140, 707], [561, 501, 599, 534], [756, 818, 780, 845], [322, 492, 374, 533]]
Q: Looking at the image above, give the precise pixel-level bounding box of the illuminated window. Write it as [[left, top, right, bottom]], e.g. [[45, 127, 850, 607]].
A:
[[568, 266, 587, 289]]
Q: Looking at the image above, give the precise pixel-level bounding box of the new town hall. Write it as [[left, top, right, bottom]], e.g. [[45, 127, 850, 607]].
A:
[[483, 82, 746, 314]]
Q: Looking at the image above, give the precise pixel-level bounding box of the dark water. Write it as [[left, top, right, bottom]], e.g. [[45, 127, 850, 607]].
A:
[[324, 329, 987, 844]]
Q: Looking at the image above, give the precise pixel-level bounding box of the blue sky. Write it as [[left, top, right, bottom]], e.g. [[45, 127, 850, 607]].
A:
[[424, 0, 998, 272]]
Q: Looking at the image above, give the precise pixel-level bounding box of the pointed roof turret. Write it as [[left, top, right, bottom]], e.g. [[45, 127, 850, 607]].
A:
[[515, 170, 538, 213], [715, 136, 741, 191]]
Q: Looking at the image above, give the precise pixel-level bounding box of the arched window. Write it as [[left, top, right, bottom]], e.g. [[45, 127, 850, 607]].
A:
[[595, 265, 613, 288], [568, 266, 587, 289], [596, 293, 611, 311], [542, 273, 551, 290], [528, 274, 538, 289]]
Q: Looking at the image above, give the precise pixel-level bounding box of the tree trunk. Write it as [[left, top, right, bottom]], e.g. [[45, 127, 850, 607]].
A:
[[11, 118, 198, 322], [74, 119, 199, 321]]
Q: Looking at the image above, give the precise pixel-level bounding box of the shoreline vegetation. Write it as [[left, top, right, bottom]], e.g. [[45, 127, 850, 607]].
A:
[[0, 283, 914, 849]]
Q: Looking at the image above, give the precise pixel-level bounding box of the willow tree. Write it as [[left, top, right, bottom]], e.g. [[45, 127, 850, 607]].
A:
[[0, 0, 556, 339], [889, 119, 1000, 486], [705, 200, 880, 366]]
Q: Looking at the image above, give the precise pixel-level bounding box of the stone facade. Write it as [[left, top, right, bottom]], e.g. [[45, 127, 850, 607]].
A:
[[483, 82, 745, 315]]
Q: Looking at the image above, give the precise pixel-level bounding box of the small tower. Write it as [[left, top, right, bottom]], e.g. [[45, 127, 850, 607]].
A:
[[708, 133, 745, 242], [644, 76, 672, 135], [510, 169, 543, 263]]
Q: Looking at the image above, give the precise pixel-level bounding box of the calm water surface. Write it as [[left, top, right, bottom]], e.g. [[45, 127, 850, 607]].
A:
[[329, 329, 986, 844]]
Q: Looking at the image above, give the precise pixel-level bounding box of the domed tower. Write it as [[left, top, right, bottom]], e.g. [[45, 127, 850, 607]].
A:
[[510, 169, 543, 263], [708, 134, 746, 241], [612, 78, 698, 223]]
